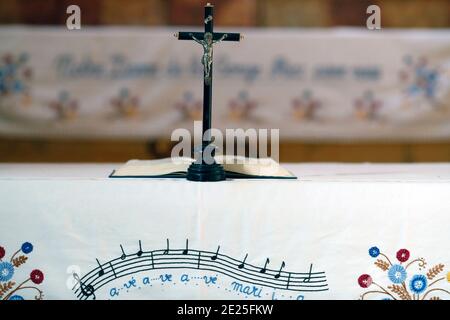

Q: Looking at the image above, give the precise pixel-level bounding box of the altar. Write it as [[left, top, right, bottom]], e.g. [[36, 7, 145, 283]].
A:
[[0, 163, 449, 300]]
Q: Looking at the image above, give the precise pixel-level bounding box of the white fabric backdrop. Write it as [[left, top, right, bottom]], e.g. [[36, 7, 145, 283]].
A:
[[0, 27, 450, 141], [0, 163, 449, 300]]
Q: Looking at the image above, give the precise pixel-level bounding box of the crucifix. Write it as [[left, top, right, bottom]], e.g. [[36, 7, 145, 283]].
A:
[[175, 3, 242, 181]]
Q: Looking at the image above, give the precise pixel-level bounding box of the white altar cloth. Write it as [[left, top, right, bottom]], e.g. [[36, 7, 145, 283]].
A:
[[0, 163, 449, 300]]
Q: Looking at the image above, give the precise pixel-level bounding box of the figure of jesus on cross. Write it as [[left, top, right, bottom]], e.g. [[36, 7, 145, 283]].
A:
[[175, 3, 242, 181]]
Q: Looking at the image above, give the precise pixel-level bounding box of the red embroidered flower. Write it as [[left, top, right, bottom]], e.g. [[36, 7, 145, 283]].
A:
[[30, 269, 44, 284], [396, 249, 410, 263], [358, 274, 372, 288], [0, 246, 5, 259]]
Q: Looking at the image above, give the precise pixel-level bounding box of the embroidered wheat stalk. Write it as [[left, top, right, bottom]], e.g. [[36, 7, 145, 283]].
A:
[[12, 255, 28, 267], [388, 284, 412, 300], [426, 264, 444, 280], [374, 259, 389, 271], [0, 281, 15, 299]]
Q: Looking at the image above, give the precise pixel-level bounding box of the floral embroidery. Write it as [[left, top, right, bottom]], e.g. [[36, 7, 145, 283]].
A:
[[291, 89, 321, 121], [21, 243, 33, 254], [410, 275, 427, 294], [111, 88, 140, 118], [30, 269, 44, 285], [388, 264, 407, 284], [0, 262, 14, 282], [175, 91, 202, 121], [358, 246, 449, 300], [353, 90, 382, 121], [0, 243, 44, 300], [0, 53, 33, 106], [228, 90, 257, 121], [358, 274, 372, 288], [399, 55, 443, 107], [369, 246, 380, 258], [396, 249, 410, 262], [49, 91, 79, 121]]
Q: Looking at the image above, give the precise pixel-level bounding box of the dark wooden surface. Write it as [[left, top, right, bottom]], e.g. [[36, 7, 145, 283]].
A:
[[1, 138, 449, 163]]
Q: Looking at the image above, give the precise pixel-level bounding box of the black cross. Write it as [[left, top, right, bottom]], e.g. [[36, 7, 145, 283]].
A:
[[175, 3, 241, 181]]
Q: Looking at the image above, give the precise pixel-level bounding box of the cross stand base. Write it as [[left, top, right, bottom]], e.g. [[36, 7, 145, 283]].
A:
[[186, 162, 226, 182]]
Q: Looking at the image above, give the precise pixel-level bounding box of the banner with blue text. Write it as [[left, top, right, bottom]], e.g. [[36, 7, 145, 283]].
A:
[[0, 27, 449, 141]]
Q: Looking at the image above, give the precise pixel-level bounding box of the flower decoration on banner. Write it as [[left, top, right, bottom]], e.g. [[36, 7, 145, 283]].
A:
[[228, 90, 257, 121], [49, 90, 79, 121], [291, 89, 321, 121], [358, 246, 449, 300], [0, 243, 44, 300], [0, 53, 33, 106], [111, 88, 140, 118], [353, 91, 382, 121], [175, 91, 202, 121], [399, 55, 443, 107]]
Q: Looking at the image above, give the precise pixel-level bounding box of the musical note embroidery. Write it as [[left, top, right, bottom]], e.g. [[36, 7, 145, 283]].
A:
[[211, 246, 220, 261], [183, 239, 189, 255], [260, 258, 270, 273], [239, 254, 248, 269], [96, 258, 104, 277], [163, 239, 170, 255], [137, 240, 143, 257], [275, 262, 285, 279], [120, 244, 126, 260], [72, 239, 328, 300]]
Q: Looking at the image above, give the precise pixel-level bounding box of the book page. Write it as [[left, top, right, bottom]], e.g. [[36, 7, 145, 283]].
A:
[[112, 158, 193, 176]]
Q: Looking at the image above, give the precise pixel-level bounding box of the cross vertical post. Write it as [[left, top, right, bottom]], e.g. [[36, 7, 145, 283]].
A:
[[203, 3, 213, 149], [175, 3, 242, 181]]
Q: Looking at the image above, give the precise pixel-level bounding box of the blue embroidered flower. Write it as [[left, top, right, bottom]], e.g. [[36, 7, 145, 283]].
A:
[[0, 261, 14, 282], [9, 295, 24, 300], [388, 264, 407, 284], [21, 242, 33, 254], [409, 274, 427, 294], [368, 246, 380, 258]]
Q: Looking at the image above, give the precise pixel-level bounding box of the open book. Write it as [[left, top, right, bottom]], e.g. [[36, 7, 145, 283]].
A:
[[110, 156, 296, 179]]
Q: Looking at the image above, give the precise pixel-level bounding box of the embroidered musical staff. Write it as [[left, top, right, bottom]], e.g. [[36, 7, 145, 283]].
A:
[[72, 273, 96, 300], [286, 273, 292, 290], [73, 240, 328, 300], [110, 262, 117, 279]]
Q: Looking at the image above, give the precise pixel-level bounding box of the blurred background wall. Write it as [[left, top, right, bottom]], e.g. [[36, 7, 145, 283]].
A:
[[0, 0, 449, 163]]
